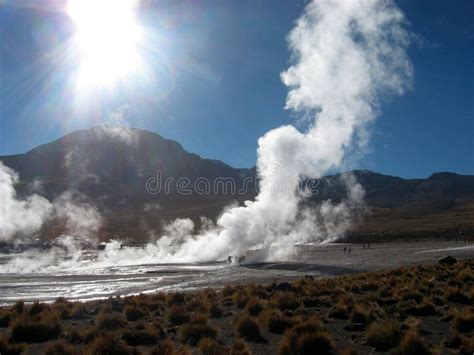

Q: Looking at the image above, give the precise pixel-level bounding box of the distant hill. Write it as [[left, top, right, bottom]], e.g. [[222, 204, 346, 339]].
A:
[[1, 126, 473, 241]]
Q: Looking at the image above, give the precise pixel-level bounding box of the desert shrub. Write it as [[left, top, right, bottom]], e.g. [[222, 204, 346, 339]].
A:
[[167, 306, 190, 325], [208, 303, 223, 318], [12, 301, 24, 315], [10, 316, 61, 343], [246, 298, 264, 317], [44, 340, 75, 355], [124, 305, 146, 321], [273, 293, 300, 311], [398, 288, 423, 303], [86, 334, 132, 355], [339, 346, 358, 355], [185, 298, 208, 314], [198, 337, 227, 354], [180, 323, 218, 346], [54, 297, 69, 304], [279, 319, 333, 355], [0, 309, 11, 327], [96, 312, 126, 330], [168, 293, 186, 306], [445, 287, 471, 305], [235, 315, 261, 342], [189, 313, 209, 325], [222, 285, 235, 297], [266, 311, 294, 334], [230, 339, 252, 355], [460, 336, 474, 355], [365, 320, 401, 351], [328, 304, 350, 319], [53, 304, 71, 320], [29, 302, 49, 316], [233, 292, 249, 309], [350, 304, 372, 326], [445, 331, 463, 349], [294, 332, 334, 355], [396, 330, 432, 355], [0, 334, 24, 355], [303, 296, 331, 308], [457, 269, 473, 283], [148, 339, 179, 355], [122, 329, 157, 346], [66, 326, 83, 344], [403, 299, 438, 316], [454, 307, 474, 333], [71, 303, 87, 319]]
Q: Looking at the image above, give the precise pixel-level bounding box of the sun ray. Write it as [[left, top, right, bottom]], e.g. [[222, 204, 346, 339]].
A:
[[67, 0, 143, 88]]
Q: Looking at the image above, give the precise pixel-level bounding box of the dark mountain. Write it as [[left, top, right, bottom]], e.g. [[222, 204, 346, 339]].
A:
[[312, 170, 474, 210], [1, 126, 472, 241]]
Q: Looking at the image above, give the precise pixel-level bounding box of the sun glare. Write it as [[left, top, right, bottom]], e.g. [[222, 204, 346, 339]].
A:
[[68, 0, 143, 88]]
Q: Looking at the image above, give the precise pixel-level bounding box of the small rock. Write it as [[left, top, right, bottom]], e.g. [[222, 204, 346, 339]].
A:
[[438, 256, 457, 265]]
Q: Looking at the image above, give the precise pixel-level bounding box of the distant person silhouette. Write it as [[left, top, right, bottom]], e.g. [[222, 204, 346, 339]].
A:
[[344, 246, 347, 254], [348, 246, 351, 255]]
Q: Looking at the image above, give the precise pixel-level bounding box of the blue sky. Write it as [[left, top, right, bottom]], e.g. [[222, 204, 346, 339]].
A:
[[0, 0, 473, 178]]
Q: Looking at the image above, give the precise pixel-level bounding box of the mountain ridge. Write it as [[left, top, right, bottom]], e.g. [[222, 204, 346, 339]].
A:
[[1, 126, 473, 242]]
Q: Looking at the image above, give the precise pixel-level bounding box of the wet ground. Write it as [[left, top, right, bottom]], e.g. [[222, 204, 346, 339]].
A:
[[0, 241, 472, 305]]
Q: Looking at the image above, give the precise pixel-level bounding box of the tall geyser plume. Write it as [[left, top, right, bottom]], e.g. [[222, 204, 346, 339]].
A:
[[155, 0, 414, 262]]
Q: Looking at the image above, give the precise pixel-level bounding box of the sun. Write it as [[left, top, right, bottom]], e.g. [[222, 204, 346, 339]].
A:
[[68, 0, 143, 88]]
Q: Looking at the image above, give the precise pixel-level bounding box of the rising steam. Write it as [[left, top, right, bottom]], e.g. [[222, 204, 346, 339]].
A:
[[145, 0, 413, 262], [1, 0, 414, 272]]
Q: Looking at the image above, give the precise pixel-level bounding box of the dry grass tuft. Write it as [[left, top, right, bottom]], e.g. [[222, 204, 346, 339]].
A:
[[454, 307, 474, 333], [96, 312, 126, 330], [10, 315, 61, 343], [197, 337, 227, 354], [235, 315, 262, 342], [167, 305, 190, 325], [71, 303, 87, 320], [208, 302, 223, 318], [124, 305, 147, 321], [445, 287, 471, 305], [396, 330, 432, 355], [122, 328, 158, 347], [279, 319, 333, 355], [264, 310, 294, 334], [0, 309, 11, 327], [44, 340, 75, 355], [29, 302, 49, 316], [0, 333, 24, 355], [86, 334, 132, 355], [273, 293, 300, 312], [180, 323, 218, 346], [230, 339, 252, 355], [349, 304, 373, 326], [365, 320, 401, 351], [246, 298, 264, 317], [148, 339, 179, 355]]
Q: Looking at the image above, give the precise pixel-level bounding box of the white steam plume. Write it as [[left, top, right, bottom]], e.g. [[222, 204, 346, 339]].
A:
[[0, 162, 103, 242], [152, 0, 413, 262], [0, 162, 52, 241]]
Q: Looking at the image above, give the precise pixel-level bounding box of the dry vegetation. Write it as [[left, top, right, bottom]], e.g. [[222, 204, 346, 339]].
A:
[[0, 259, 472, 354]]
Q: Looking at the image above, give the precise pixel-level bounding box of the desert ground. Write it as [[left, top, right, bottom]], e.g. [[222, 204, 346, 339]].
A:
[[0, 241, 472, 354]]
